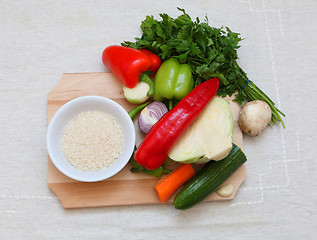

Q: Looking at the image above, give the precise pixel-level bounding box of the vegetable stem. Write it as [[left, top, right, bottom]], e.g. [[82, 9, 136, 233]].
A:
[[168, 99, 173, 110], [241, 81, 285, 128], [130, 146, 171, 178]]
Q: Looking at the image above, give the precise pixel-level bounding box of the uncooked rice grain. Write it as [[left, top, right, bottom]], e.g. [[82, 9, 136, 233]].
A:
[[62, 111, 123, 171]]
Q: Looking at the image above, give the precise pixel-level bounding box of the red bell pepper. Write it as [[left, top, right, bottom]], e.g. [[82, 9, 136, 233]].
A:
[[134, 77, 220, 170], [102, 45, 161, 88], [139, 49, 161, 74]]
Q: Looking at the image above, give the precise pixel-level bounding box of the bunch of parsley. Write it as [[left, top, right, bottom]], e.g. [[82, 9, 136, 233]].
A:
[[122, 8, 284, 127]]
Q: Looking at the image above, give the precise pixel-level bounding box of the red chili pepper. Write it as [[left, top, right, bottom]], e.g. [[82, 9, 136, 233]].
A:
[[102, 46, 161, 88], [134, 77, 220, 170]]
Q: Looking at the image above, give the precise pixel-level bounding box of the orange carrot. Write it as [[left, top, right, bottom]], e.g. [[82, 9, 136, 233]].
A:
[[154, 164, 195, 204]]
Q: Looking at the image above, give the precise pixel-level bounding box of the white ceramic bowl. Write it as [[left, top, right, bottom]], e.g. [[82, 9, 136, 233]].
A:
[[47, 96, 135, 182]]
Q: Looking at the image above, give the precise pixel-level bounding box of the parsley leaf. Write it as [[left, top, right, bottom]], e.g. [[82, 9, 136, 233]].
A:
[[122, 8, 285, 127]]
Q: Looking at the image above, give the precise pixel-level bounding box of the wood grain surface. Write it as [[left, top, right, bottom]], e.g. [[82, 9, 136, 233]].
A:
[[47, 72, 246, 208]]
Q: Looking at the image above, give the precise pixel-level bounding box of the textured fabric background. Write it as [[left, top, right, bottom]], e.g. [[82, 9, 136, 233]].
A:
[[1, 0, 316, 239]]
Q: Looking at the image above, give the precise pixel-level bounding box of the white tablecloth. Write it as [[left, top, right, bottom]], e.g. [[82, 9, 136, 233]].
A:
[[1, 0, 316, 239]]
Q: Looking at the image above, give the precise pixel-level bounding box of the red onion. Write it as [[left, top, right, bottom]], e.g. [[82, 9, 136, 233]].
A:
[[138, 101, 168, 134]]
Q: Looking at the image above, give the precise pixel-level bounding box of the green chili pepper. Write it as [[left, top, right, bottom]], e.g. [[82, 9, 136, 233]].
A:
[[129, 147, 171, 177], [153, 58, 194, 102], [128, 102, 150, 120]]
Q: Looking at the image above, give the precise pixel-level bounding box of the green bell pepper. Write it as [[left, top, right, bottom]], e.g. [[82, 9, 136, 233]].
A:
[[153, 58, 194, 102]]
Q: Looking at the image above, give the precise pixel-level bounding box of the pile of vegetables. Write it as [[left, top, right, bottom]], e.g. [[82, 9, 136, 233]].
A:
[[102, 8, 285, 209], [134, 77, 220, 170], [122, 8, 285, 127]]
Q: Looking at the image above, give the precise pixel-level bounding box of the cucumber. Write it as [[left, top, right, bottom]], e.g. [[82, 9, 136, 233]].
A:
[[173, 144, 247, 210]]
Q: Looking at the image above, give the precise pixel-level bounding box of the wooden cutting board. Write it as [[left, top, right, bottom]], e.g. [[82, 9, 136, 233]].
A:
[[47, 72, 246, 209]]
